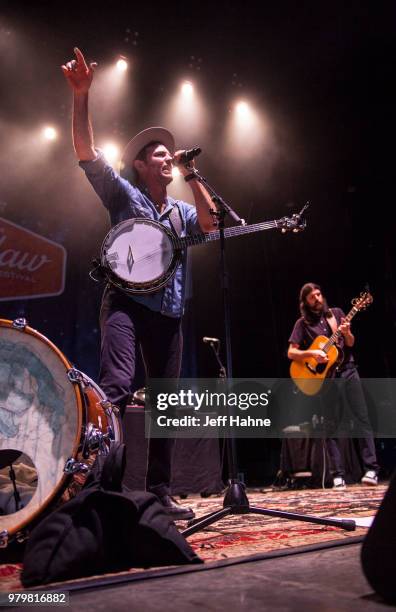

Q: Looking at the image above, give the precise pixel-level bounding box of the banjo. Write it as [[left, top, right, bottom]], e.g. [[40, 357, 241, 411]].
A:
[[99, 206, 307, 295]]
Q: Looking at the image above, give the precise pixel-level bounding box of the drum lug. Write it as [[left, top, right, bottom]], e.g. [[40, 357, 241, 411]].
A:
[[67, 368, 84, 384], [100, 399, 120, 418], [12, 318, 27, 331], [83, 423, 114, 457], [0, 530, 9, 548], [64, 457, 89, 474], [16, 531, 28, 544]]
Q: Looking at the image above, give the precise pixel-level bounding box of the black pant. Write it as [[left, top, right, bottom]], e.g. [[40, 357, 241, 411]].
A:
[[99, 288, 183, 497], [325, 365, 379, 478]]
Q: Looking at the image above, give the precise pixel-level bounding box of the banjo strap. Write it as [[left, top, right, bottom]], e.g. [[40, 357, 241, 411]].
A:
[[168, 204, 183, 238]]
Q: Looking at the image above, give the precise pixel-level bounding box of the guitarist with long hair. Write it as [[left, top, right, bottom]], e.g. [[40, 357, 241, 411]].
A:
[[287, 282, 379, 488]]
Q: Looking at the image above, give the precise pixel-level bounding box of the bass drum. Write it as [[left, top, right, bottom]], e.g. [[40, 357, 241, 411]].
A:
[[0, 318, 122, 547]]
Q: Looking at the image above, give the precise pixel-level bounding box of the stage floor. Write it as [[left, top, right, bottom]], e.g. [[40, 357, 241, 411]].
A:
[[62, 542, 386, 611], [0, 483, 389, 608]]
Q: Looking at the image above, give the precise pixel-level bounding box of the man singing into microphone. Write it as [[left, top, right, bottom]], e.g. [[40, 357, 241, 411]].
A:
[[62, 48, 217, 519]]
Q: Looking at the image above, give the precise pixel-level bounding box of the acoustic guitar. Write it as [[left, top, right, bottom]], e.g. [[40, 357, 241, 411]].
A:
[[290, 292, 373, 395]]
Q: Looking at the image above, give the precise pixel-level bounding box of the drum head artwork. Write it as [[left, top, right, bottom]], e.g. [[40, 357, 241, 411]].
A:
[[0, 321, 81, 536]]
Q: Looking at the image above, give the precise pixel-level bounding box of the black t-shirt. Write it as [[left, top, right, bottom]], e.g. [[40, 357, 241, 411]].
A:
[[288, 307, 354, 365]]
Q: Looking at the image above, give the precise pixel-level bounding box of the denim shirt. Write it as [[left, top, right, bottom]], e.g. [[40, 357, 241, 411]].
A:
[[79, 152, 201, 318]]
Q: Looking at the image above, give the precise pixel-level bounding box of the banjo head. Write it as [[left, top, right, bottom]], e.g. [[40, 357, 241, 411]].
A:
[[101, 218, 180, 294]]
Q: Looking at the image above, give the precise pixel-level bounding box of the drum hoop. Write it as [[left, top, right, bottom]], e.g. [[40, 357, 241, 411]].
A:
[[80, 375, 123, 444], [0, 319, 83, 535]]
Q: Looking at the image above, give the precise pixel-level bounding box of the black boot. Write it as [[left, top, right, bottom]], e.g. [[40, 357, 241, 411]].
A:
[[158, 495, 195, 520]]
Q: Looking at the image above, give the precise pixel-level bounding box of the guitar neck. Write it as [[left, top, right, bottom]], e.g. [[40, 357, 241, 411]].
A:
[[175, 220, 280, 249], [322, 306, 359, 352]]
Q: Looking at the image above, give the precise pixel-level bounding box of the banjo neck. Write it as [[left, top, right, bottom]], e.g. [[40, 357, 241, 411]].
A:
[[174, 220, 281, 249], [99, 208, 307, 295]]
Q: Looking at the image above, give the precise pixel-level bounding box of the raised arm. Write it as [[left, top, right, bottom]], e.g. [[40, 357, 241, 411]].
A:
[[61, 47, 97, 161]]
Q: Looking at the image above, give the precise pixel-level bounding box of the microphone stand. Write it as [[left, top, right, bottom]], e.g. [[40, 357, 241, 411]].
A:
[[181, 167, 356, 537], [204, 339, 226, 380], [9, 464, 22, 513]]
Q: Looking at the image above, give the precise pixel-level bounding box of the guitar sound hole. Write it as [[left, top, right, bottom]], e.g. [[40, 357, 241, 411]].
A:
[[305, 361, 326, 375], [305, 362, 317, 374]]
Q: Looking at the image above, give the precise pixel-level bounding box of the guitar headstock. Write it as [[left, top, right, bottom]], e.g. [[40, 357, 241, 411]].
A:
[[351, 292, 373, 311], [278, 202, 309, 234]]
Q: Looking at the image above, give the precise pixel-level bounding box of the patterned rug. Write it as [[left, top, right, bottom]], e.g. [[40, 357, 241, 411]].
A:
[[0, 484, 386, 591], [186, 484, 384, 561]]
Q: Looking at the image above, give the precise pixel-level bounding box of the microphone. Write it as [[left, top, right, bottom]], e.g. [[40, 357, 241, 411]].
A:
[[203, 336, 220, 344], [173, 147, 202, 166]]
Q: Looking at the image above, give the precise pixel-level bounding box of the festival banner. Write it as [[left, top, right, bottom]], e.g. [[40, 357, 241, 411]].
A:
[[0, 217, 67, 301]]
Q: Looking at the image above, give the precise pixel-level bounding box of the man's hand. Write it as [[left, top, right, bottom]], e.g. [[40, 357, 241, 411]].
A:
[[339, 318, 351, 337], [310, 349, 329, 364], [173, 150, 195, 177], [339, 317, 355, 346], [61, 47, 97, 94]]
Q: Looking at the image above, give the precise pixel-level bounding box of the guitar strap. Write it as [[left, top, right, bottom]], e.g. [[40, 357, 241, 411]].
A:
[[327, 309, 338, 335], [168, 204, 183, 237], [302, 310, 338, 344]]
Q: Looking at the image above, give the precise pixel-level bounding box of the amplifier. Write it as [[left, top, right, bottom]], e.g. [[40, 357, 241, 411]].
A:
[[123, 405, 224, 496]]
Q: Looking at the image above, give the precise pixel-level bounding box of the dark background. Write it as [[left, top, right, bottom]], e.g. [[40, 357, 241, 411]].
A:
[[1, 1, 395, 483]]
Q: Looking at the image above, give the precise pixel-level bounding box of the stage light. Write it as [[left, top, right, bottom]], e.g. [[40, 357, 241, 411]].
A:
[[161, 79, 207, 141], [225, 99, 267, 160], [172, 166, 181, 178], [116, 57, 128, 72], [102, 142, 120, 164], [42, 126, 57, 141], [235, 101, 250, 118], [181, 81, 193, 97], [90, 56, 130, 120], [233, 99, 259, 131]]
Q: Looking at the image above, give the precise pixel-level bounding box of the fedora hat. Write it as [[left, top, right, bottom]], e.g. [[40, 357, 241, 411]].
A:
[[120, 127, 175, 183]]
